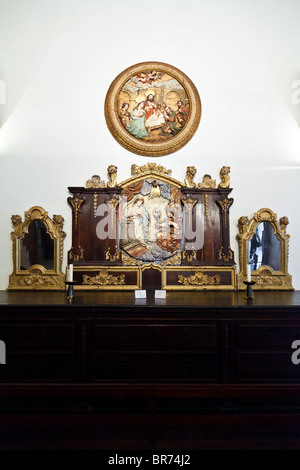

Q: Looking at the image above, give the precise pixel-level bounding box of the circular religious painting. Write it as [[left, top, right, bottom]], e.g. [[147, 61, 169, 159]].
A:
[[104, 62, 201, 157]]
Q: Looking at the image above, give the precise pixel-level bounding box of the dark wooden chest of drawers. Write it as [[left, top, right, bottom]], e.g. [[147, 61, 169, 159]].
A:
[[0, 290, 300, 449]]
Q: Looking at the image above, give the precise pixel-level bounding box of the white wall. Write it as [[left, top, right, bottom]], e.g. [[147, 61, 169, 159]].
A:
[[0, 0, 299, 289]]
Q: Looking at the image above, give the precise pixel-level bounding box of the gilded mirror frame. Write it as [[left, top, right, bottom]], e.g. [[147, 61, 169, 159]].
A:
[[236, 208, 293, 290], [8, 206, 66, 290]]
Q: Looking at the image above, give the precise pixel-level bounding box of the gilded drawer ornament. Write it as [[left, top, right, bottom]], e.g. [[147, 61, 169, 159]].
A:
[[82, 270, 125, 286], [178, 272, 220, 286]]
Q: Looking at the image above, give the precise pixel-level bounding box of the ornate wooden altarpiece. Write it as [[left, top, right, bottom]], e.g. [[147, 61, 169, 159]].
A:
[[67, 163, 236, 290]]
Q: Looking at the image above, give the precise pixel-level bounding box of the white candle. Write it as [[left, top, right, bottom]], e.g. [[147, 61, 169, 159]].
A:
[[68, 264, 73, 282], [246, 264, 251, 282]]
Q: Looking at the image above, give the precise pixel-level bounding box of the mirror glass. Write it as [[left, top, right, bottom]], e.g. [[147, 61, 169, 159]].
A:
[[248, 221, 281, 271], [20, 220, 54, 270]]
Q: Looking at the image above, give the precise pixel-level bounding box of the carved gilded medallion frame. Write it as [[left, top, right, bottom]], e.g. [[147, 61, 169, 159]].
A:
[[104, 61, 201, 157], [236, 208, 293, 290], [8, 206, 66, 290]]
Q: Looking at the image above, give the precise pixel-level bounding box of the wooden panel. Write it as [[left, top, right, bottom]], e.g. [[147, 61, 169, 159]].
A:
[[236, 325, 299, 350], [0, 353, 73, 381], [0, 324, 74, 351], [94, 324, 217, 350], [236, 352, 300, 381], [93, 352, 217, 381]]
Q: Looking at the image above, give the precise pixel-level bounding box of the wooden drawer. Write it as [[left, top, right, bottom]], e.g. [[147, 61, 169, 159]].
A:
[[93, 352, 217, 381], [236, 352, 300, 382], [236, 324, 299, 351], [0, 323, 74, 351], [0, 352, 73, 381], [94, 324, 217, 351]]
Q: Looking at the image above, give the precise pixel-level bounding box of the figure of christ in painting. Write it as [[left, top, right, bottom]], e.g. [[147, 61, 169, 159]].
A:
[[119, 102, 131, 128], [125, 101, 149, 138], [144, 94, 165, 132]]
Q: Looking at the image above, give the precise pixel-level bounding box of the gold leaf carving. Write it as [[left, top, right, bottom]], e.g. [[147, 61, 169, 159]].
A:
[[256, 271, 282, 287], [182, 250, 197, 262], [107, 165, 118, 188], [218, 246, 233, 262], [131, 163, 172, 176], [178, 272, 220, 286], [218, 166, 230, 188], [17, 270, 58, 287], [105, 246, 121, 262], [184, 166, 197, 188], [121, 252, 143, 266], [82, 270, 125, 286], [198, 174, 216, 189], [161, 251, 182, 266], [86, 175, 105, 188]]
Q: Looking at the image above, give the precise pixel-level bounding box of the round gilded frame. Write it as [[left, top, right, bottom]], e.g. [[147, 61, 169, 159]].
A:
[[104, 61, 201, 157]]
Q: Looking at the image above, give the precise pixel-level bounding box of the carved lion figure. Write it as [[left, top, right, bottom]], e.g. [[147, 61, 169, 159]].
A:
[[218, 166, 230, 188], [107, 165, 118, 188], [185, 166, 197, 188]]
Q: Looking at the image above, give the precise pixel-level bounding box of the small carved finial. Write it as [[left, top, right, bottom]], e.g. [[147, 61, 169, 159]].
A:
[[107, 165, 118, 188], [218, 166, 230, 188], [279, 216, 289, 233], [198, 174, 216, 189], [184, 166, 197, 188], [238, 216, 249, 233], [86, 175, 105, 188]]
